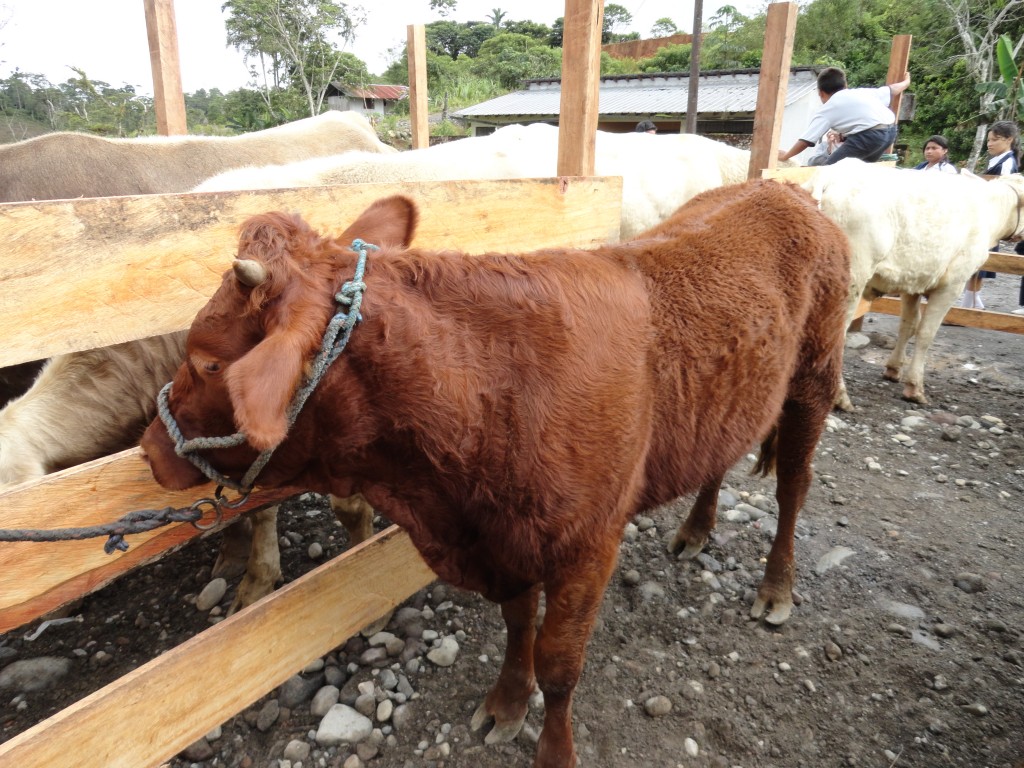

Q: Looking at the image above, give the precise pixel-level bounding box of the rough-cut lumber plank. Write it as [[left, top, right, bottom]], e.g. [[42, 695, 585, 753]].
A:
[[885, 35, 912, 151], [143, 0, 187, 136], [407, 24, 429, 150], [0, 525, 436, 768], [0, 177, 622, 367], [0, 448, 300, 634], [747, 2, 797, 179], [984, 251, 1024, 276], [557, 0, 604, 176], [868, 298, 1024, 334]]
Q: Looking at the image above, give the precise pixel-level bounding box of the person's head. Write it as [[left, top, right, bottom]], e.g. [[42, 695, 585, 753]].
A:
[[635, 120, 657, 134], [987, 120, 1020, 160], [816, 67, 848, 98], [922, 134, 950, 165]]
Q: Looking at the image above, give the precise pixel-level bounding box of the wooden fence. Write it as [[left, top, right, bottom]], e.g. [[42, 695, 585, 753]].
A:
[[0, 176, 623, 766]]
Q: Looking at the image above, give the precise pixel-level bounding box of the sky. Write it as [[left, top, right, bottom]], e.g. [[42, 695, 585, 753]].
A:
[[0, 0, 769, 96]]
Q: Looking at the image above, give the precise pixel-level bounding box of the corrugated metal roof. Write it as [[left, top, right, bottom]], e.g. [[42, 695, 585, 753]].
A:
[[454, 72, 818, 119], [338, 84, 409, 100]]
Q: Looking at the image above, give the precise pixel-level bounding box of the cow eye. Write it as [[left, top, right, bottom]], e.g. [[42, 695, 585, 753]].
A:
[[203, 361, 222, 374]]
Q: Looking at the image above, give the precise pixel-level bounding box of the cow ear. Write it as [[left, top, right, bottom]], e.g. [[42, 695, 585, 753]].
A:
[[225, 330, 308, 451], [339, 195, 418, 248]]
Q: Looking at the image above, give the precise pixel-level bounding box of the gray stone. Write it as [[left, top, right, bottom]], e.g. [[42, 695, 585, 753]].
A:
[[195, 578, 228, 611], [283, 739, 311, 762], [316, 704, 373, 746], [311, 685, 341, 717], [279, 673, 324, 708], [0, 657, 73, 692], [256, 698, 280, 732]]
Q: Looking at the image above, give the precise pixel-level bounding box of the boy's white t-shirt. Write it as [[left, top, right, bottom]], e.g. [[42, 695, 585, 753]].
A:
[[800, 85, 896, 144]]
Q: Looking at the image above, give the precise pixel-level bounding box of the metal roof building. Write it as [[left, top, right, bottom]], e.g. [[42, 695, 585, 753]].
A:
[[454, 67, 824, 159]]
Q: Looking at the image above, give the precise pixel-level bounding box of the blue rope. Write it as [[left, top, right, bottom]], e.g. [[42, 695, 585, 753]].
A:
[[157, 238, 377, 493]]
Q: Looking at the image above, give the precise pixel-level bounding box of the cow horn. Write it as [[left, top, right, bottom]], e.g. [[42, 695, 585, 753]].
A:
[[233, 259, 268, 287]]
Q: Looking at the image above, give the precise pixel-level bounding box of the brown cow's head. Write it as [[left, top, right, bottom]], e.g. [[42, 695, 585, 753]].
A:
[[142, 195, 418, 490]]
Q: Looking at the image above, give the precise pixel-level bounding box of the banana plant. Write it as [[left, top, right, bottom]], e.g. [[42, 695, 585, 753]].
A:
[[977, 33, 1024, 121]]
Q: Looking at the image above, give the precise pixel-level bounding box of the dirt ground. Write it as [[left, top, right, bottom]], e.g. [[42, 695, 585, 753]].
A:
[[1, 279, 1023, 768]]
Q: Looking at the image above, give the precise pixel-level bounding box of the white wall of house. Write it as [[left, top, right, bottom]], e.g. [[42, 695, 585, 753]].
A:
[[327, 96, 386, 115]]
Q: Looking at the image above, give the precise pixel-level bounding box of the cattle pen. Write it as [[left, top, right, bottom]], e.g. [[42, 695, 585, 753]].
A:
[[2, 2, 1021, 767]]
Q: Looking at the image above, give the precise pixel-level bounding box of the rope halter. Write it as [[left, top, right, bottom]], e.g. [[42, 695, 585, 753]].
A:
[[156, 238, 377, 495]]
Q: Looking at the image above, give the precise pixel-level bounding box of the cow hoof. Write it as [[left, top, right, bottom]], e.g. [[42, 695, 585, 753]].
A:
[[750, 593, 793, 625], [901, 386, 927, 404], [883, 366, 901, 383], [833, 397, 855, 413], [470, 701, 527, 744], [668, 529, 707, 560]]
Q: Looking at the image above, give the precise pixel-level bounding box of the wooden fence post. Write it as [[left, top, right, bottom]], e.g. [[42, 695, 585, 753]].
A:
[[143, 0, 187, 136], [407, 24, 429, 149], [747, 2, 798, 179], [557, 0, 604, 176]]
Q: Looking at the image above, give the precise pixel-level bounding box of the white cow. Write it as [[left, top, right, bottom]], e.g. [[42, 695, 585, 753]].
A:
[[803, 159, 1024, 409], [196, 123, 753, 240]]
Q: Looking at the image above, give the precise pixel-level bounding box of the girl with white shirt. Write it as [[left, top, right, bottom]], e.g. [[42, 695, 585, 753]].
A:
[[912, 135, 958, 173]]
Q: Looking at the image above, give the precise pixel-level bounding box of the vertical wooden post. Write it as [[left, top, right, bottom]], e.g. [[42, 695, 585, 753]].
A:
[[557, 0, 604, 176], [143, 0, 188, 136], [685, 0, 703, 134], [746, 2, 798, 179], [885, 34, 913, 152], [407, 24, 429, 149]]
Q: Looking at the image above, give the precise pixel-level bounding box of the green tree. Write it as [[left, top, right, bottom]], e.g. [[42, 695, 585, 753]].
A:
[[222, 0, 368, 118], [979, 33, 1024, 122], [472, 32, 561, 88], [651, 18, 678, 38], [501, 20, 552, 42], [430, 0, 457, 17], [487, 8, 507, 28], [639, 43, 691, 73], [603, 4, 633, 37], [426, 20, 497, 60]]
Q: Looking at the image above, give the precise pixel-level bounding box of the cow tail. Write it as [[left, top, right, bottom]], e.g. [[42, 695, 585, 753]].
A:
[[751, 425, 779, 477]]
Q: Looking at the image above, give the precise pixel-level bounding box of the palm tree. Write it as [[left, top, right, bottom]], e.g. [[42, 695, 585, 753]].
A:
[[487, 8, 507, 28]]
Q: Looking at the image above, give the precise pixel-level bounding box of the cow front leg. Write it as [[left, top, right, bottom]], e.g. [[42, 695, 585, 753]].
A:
[[669, 478, 723, 559], [330, 493, 374, 544], [212, 516, 253, 579], [227, 505, 282, 615], [532, 543, 619, 768], [471, 584, 541, 744]]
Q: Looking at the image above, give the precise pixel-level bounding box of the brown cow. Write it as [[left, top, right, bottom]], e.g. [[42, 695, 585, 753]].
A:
[[141, 180, 850, 768]]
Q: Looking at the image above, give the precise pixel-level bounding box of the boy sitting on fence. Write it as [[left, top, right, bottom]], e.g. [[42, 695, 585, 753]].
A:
[[778, 67, 911, 166]]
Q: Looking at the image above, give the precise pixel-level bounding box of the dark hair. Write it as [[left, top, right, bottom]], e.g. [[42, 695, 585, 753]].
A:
[[923, 134, 948, 150], [989, 120, 1022, 168], [816, 67, 847, 95], [635, 120, 657, 133]]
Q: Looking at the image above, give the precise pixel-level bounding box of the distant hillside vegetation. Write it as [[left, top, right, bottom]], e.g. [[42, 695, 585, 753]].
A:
[[0, 115, 53, 144]]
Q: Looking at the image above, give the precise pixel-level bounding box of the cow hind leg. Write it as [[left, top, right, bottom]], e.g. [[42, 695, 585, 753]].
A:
[[669, 476, 724, 559], [471, 584, 541, 744], [901, 283, 961, 404], [884, 294, 922, 382], [751, 388, 833, 625]]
